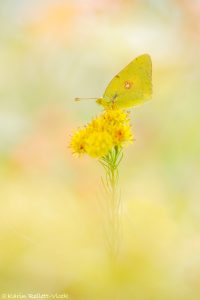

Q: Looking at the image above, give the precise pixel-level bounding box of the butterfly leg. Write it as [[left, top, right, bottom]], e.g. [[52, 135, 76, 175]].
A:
[[111, 93, 118, 108]]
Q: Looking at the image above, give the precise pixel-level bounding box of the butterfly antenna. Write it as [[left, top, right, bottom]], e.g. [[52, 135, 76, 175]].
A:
[[75, 97, 98, 102]]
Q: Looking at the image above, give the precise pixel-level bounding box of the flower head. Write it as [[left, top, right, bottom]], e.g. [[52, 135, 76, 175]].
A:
[[85, 131, 113, 158], [111, 123, 133, 146], [70, 127, 88, 155], [103, 108, 128, 124], [69, 107, 133, 158]]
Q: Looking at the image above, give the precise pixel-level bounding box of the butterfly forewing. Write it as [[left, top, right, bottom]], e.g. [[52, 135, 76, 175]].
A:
[[103, 54, 152, 108]]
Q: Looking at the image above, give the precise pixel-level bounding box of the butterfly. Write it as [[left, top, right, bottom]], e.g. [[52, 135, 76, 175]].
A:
[[75, 54, 152, 109]]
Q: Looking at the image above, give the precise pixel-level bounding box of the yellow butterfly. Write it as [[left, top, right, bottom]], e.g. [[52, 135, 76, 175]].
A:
[[76, 54, 152, 109]]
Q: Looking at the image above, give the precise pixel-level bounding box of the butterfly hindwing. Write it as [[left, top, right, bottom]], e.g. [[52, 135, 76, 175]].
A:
[[103, 54, 152, 108]]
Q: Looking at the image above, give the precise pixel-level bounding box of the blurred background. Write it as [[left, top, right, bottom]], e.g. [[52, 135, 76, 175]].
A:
[[0, 0, 200, 299]]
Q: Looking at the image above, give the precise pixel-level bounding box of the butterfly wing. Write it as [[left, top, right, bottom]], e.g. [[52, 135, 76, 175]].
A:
[[103, 54, 152, 108]]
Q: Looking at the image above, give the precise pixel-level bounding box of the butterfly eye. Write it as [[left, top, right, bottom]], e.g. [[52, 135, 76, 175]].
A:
[[124, 81, 133, 89]]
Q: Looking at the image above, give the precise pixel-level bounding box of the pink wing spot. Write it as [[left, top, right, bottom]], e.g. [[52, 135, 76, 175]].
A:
[[124, 81, 133, 89]]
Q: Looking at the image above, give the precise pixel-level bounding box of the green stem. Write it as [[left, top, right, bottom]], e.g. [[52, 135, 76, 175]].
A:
[[99, 146, 123, 261]]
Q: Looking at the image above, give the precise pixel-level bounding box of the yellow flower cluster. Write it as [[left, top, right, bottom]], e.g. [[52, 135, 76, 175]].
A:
[[70, 108, 133, 158]]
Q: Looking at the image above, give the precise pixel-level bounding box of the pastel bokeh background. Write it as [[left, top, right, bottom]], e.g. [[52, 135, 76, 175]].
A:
[[1, 0, 200, 299]]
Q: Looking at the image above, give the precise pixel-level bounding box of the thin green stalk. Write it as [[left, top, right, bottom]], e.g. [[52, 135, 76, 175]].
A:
[[99, 146, 123, 261]]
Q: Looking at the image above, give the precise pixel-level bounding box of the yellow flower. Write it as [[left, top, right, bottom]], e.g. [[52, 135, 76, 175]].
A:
[[69, 107, 133, 158], [85, 131, 113, 158], [111, 123, 133, 146], [103, 108, 128, 124], [87, 116, 106, 132], [70, 127, 88, 155]]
